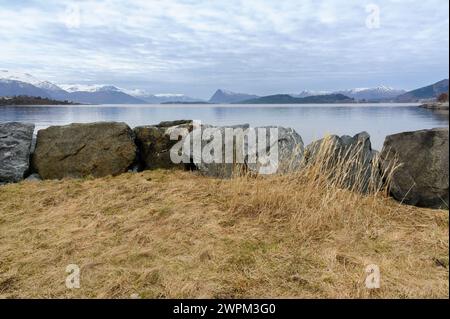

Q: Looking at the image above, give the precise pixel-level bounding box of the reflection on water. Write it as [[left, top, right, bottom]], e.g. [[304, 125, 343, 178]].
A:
[[0, 104, 448, 150]]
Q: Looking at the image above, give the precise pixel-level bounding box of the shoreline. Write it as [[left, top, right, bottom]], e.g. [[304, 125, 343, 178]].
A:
[[1, 102, 423, 108], [419, 102, 449, 111]]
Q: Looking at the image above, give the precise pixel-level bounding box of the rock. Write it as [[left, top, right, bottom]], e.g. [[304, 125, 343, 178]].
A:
[[183, 124, 303, 177], [305, 132, 380, 193], [32, 122, 137, 179], [247, 126, 304, 175], [134, 120, 193, 170], [0, 122, 35, 183], [157, 120, 192, 128], [25, 173, 42, 182], [380, 128, 449, 209], [191, 124, 249, 178], [419, 102, 449, 111]]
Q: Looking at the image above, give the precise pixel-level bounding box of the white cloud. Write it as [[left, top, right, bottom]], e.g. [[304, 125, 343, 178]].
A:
[[0, 0, 448, 97]]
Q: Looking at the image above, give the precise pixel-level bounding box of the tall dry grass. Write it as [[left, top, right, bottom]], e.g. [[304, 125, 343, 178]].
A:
[[0, 140, 448, 298]]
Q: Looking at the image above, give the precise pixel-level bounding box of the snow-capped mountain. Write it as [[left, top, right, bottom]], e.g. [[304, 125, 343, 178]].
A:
[[291, 90, 332, 98], [209, 89, 259, 103], [0, 70, 43, 86], [0, 70, 65, 94], [57, 84, 145, 104], [1, 70, 411, 104], [291, 86, 406, 101], [122, 89, 204, 103], [0, 71, 146, 104], [335, 86, 406, 101], [59, 84, 123, 93], [0, 79, 52, 98]]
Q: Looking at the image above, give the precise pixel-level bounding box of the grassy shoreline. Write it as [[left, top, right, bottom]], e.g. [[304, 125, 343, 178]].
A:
[[0, 169, 448, 298]]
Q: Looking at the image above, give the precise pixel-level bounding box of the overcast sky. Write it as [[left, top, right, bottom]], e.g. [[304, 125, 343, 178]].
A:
[[0, 0, 448, 98]]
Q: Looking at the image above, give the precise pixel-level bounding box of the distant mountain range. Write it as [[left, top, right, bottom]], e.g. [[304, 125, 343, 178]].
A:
[[0, 70, 447, 104], [0, 70, 202, 104], [395, 79, 449, 102], [209, 89, 259, 103], [292, 86, 407, 101], [240, 93, 354, 104]]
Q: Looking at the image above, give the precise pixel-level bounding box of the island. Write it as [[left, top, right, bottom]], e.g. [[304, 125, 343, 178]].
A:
[[0, 95, 79, 106], [237, 93, 355, 104]]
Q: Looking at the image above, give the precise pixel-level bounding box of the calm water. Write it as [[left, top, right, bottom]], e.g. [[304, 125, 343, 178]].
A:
[[0, 103, 448, 150]]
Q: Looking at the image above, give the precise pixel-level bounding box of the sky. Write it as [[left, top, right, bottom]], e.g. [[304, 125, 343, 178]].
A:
[[0, 0, 448, 99]]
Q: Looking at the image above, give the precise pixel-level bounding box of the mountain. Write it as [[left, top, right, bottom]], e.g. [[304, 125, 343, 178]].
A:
[[0, 79, 51, 98], [240, 93, 354, 104], [58, 85, 145, 104], [123, 90, 204, 104], [396, 79, 449, 102], [336, 86, 406, 101], [209, 89, 259, 104], [68, 91, 145, 104], [292, 86, 406, 101], [0, 71, 146, 104], [291, 90, 331, 98], [40, 84, 145, 104]]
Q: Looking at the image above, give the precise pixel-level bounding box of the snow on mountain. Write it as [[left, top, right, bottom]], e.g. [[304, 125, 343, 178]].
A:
[[335, 86, 407, 101], [58, 84, 122, 93], [120, 88, 203, 103], [292, 86, 406, 101], [0, 70, 42, 85], [0, 70, 65, 93], [0, 79, 52, 98], [291, 90, 332, 98]]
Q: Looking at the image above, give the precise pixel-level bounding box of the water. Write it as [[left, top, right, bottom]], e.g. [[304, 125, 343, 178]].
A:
[[0, 103, 448, 150]]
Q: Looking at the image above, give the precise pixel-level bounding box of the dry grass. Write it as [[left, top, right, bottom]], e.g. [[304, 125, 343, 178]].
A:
[[0, 145, 448, 298]]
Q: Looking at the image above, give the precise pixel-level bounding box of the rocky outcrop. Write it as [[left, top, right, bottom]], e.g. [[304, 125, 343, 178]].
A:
[[305, 132, 380, 193], [380, 128, 449, 209], [134, 120, 192, 170], [32, 122, 136, 179], [0, 122, 35, 183]]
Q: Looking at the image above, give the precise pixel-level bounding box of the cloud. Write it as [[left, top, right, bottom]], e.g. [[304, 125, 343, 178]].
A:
[[0, 0, 448, 97]]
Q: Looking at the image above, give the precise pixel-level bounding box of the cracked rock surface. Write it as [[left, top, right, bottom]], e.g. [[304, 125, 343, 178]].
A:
[[32, 122, 136, 179], [0, 122, 35, 184]]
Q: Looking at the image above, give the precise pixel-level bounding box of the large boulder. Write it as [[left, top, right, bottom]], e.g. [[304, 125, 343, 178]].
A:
[[0, 122, 35, 184], [189, 124, 249, 178], [247, 126, 304, 175], [305, 132, 380, 193], [182, 124, 304, 178], [134, 120, 192, 170], [380, 128, 449, 209], [32, 122, 137, 179]]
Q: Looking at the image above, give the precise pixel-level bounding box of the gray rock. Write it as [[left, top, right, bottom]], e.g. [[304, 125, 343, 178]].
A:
[[134, 120, 193, 170], [305, 132, 380, 193], [181, 124, 249, 178], [32, 122, 137, 179], [0, 122, 35, 183], [25, 173, 42, 182], [183, 124, 303, 177], [247, 126, 304, 175], [380, 128, 449, 209]]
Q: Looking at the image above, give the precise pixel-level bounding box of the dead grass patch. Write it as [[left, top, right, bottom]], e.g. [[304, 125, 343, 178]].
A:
[[0, 164, 448, 298]]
